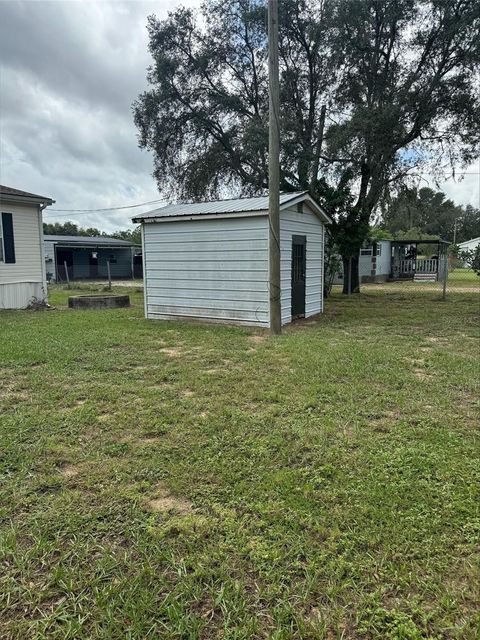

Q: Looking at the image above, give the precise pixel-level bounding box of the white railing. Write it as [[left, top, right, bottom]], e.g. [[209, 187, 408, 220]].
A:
[[399, 259, 438, 274], [417, 259, 438, 273], [400, 259, 414, 273]]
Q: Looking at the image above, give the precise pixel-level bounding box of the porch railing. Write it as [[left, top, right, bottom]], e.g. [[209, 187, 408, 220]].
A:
[[399, 258, 438, 274]]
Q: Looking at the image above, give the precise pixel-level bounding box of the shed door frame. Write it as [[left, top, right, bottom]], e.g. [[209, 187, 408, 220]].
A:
[[89, 250, 99, 278], [291, 234, 306, 319]]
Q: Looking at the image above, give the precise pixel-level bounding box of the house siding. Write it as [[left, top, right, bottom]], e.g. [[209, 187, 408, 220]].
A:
[[0, 202, 46, 308], [280, 205, 324, 325], [333, 240, 391, 284], [143, 215, 270, 326]]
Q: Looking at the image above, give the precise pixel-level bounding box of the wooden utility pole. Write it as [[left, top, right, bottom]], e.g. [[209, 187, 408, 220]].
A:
[[268, 0, 281, 334]]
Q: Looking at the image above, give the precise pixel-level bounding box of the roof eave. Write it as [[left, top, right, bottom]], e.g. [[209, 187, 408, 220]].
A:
[[132, 210, 268, 224], [0, 193, 55, 206], [279, 192, 332, 224]]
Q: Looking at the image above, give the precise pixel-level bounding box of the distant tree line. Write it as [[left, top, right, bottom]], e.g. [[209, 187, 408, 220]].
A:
[[378, 187, 480, 243], [43, 221, 141, 246]]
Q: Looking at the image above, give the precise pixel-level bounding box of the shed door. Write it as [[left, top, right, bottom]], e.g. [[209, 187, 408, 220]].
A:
[[291, 235, 306, 318]]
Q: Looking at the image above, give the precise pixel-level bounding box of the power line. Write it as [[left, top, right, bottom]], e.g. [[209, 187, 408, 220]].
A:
[[45, 197, 166, 215]]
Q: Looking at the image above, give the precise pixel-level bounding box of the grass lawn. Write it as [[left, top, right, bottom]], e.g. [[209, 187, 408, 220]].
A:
[[448, 268, 480, 286], [0, 283, 479, 639]]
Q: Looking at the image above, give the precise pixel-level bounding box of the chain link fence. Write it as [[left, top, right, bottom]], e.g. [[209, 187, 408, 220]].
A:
[[324, 238, 475, 301]]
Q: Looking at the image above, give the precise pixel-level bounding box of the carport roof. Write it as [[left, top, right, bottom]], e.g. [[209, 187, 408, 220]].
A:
[[44, 235, 135, 247]]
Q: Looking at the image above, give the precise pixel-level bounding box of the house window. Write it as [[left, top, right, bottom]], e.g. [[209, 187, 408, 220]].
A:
[[0, 214, 3, 262], [376, 244, 382, 256], [360, 246, 373, 256], [0, 212, 16, 263]]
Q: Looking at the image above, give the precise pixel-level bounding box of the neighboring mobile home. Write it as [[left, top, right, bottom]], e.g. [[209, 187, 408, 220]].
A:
[[457, 237, 480, 254], [457, 237, 480, 267], [332, 240, 392, 285], [333, 238, 449, 285], [44, 235, 139, 282], [0, 185, 54, 309], [133, 192, 331, 327]]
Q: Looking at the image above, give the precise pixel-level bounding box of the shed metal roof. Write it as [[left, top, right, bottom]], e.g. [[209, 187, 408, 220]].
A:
[[132, 191, 331, 224], [44, 234, 134, 247]]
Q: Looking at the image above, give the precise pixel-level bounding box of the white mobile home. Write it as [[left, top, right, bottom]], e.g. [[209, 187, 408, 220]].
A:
[[332, 240, 392, 285], [133, 192, 331, 327], [457, 237, 480, 254], [457, 237, 480, 267], [0, 185, 54, 309]]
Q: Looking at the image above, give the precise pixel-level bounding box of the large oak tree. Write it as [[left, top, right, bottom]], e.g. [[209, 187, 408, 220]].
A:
[[134, 0, 480, 292]]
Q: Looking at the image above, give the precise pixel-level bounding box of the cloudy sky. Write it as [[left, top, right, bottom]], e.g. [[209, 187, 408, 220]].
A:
[[0, 0, 478, 233], [0, 0, 201, 232]]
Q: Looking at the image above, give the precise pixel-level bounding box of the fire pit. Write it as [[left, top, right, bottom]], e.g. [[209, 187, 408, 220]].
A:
[[68, 295, 130, 309]]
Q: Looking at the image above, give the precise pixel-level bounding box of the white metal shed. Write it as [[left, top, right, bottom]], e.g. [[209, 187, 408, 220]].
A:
[[133, 191, 331, 327]]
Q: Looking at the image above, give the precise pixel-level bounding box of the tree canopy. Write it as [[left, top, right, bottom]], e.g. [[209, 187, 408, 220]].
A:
[[43, 221, 103, 237], [381, 187, 480, 242], [134, 0, 480, 291], [43, 222, 142, 245]]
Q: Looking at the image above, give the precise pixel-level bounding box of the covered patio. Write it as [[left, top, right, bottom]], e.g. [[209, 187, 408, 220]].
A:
[[390, 239, 449, 282]]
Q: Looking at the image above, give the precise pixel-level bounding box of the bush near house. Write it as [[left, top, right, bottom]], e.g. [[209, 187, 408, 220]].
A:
[[461, 245, 480, 276], [0, 285, 478, 639]]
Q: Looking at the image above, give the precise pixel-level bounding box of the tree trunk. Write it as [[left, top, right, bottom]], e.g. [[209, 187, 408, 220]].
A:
[[342, 255, 360, 294]]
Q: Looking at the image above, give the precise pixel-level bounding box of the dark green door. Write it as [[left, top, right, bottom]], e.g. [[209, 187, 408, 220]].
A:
[[291, 235, 306, 318]]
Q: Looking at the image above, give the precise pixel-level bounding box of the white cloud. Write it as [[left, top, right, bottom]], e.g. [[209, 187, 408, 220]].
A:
[[437, 166, 480, 209]]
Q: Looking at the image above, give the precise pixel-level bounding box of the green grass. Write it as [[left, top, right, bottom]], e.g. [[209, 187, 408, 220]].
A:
[[0, 284, 479, 639], [448, 268, 479, 286]]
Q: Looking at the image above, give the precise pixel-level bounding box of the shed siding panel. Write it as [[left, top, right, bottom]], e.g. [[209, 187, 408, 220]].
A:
[[144, 216, 269, 327], [280, 205, 325, 325], [0, 203, 44, 285]]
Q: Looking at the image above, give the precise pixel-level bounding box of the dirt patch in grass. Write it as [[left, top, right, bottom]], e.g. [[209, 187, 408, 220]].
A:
[[420, 346, 433, 353], [58, 462, 84, 478], [180, 389, 195, 397], [159, 347, 184, 358], [425, 336, 450, 345], [458, 390, 479, 407], [138, 436, 160, 444], [97, 411, 114, 423], [148, 382, 172, 391], [414, 368, 432, 380], [147, 485, 192, 514], [404, 357, 425, 366]]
